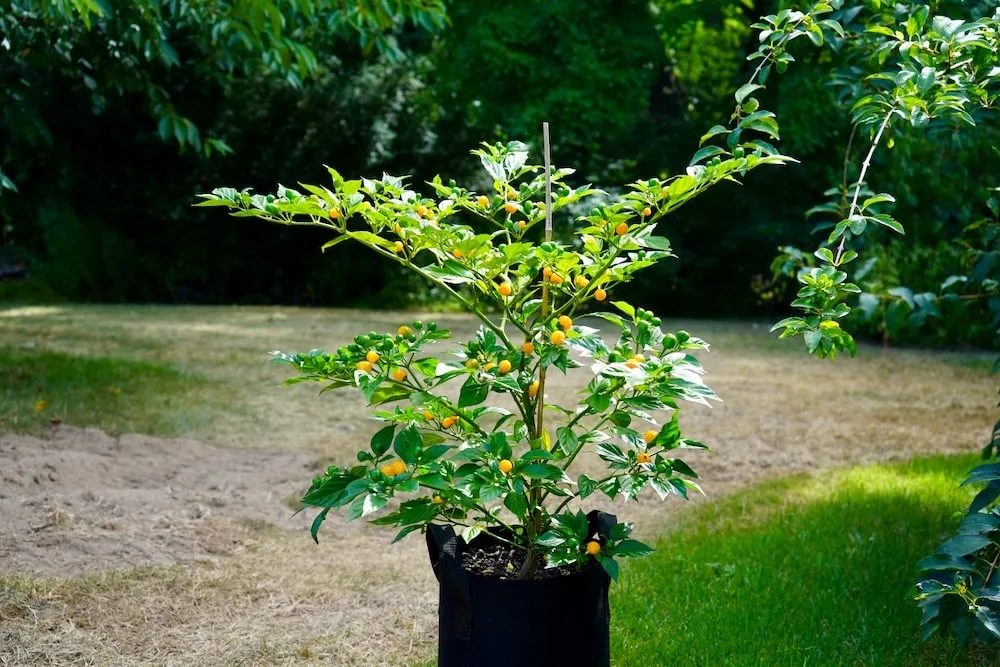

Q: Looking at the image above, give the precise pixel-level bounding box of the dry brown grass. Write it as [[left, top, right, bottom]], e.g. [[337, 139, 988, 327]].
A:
[[0, 305, 995, 665], [1, 519, 438, 666]]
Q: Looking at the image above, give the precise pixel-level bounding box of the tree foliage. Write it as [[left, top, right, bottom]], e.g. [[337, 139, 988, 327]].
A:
[[0, 0, 446, 181], [1, 0, 997, 350]]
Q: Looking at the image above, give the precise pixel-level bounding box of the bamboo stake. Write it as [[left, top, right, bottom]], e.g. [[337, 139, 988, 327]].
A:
[[535, 122, 553, 443], [530, 122, 554, 544]]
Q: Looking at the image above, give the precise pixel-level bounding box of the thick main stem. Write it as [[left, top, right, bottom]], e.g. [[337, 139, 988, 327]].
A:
[[519, 123, 554, 580]]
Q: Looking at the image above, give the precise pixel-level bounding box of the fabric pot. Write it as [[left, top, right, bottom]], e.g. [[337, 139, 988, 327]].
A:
[[425, 510, 615, 667]]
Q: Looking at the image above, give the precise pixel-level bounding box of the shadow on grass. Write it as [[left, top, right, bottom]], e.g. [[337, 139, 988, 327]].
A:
[[0, 346, 224, 436], [611, 454, 1000, 666]]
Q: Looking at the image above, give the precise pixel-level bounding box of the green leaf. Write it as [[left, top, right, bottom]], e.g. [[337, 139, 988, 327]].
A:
[[690, 146, 727, 166], [556, 427, 579, 456], [970, 486, 1000, 513], [916, 66, 936, 94], [735, 83, 764, 104], [349, 230, 397, 252], [368, 384, 411, 406], [458, 376, 489, 408], [394, 424, 422, 464], [975, 606, 1000, 639], [578, 474, 598, 498], [961, 463, 1000, 486], [371, 424, 394, 456], [392, 525, 424, 543], [423, 260, 478, 284], [521, 463, 562, 480], [870, 214, 904, 235], [309, 507, 331, 544], [939, 534, 994, 557], [611, 539, 654, 558], [699, 125, 729, 145], [650, 478, 672, 501], [862, 193, 896, 209], [806, 23, 824, 46], [742, 114, 780, 140], [480, 485, 503, 504], [596, 443, 628, 465], [421, 444, 451, 462], [866, 25, 896, 37], [667, 175, 698, 198], [587, 391, 612, 413], [814, 248, 835, 264], [461, 525, 482, 544], [536, 531, 566, 547], [958, 513, 1000, 535], [349, 493, 387, 520], [804, 330, 822, 354], [888, 286, 915, 309], [639, 236, 672, 251], [504, 491, 528, 518], [321, 236, 350, 251], [917, 554, 982, 574], [413, 357, 439, 377], [600, 556, 619, 581], [611, 301, 635, 319]]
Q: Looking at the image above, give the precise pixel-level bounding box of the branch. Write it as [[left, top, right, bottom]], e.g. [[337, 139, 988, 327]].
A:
[[834, 110, 894, 265]]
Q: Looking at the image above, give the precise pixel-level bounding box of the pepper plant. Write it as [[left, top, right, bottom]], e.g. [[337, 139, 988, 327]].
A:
[[198, 132, 795, 579]]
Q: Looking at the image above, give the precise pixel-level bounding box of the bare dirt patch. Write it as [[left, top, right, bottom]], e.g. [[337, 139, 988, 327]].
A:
[[0, 425, 317, 575], [0, 426, 438, 666]]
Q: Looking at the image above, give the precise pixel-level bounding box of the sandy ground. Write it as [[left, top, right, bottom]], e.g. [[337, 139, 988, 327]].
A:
[[0, 426, 316, 575], [0, 306, 996, 665]]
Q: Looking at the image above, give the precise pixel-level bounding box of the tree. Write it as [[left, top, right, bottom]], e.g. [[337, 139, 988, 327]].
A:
[[0, 0, 447, 189]]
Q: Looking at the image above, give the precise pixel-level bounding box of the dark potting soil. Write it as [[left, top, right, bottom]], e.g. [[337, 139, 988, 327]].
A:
[[461, 541, 584, 580]]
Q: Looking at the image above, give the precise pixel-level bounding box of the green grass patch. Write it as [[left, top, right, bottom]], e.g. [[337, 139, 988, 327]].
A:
[[611, 454, 1000, 666], [0, 346, 223, 436]]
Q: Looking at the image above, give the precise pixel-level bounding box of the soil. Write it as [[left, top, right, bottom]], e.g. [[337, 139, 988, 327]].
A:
[[0, 425, 317, 575], [461, 540, 582, 580]]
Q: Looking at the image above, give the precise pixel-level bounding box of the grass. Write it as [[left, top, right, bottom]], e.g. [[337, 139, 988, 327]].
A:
[[0, 346, 223, 435], [1, 304, 997, 664], [611, 454, 1000, 667]]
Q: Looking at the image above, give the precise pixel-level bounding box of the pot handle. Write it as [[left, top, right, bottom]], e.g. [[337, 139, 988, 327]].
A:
[[426, 524, 473, 641], [587, 510, 618, 544], [588, 510, 617, 623]]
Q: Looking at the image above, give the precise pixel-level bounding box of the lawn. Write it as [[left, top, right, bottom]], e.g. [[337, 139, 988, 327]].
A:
[[612, 454, 1000, 666], [0, 303, 996, 665], [0, 346, 222, 435]]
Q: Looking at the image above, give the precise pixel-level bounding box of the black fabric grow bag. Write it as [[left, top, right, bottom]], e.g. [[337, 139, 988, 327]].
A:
[[426, 510, 615, 667]]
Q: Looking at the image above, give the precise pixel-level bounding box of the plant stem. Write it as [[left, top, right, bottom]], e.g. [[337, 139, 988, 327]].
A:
[[985, 547, 1000, 587], [359, 237, 517, 351], [834, 110, 894, 265], [550, 473, 618, 515], [558, 413, 612, 473], [841, 124, 857, 211], [516, 123, 555, 582], [439, 518, 525, 551], [538, 411, 613, 508], [391, 370, 487, 438]]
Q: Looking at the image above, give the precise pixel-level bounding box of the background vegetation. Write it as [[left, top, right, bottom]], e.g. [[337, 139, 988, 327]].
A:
[[2, 0, 995, 350]]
